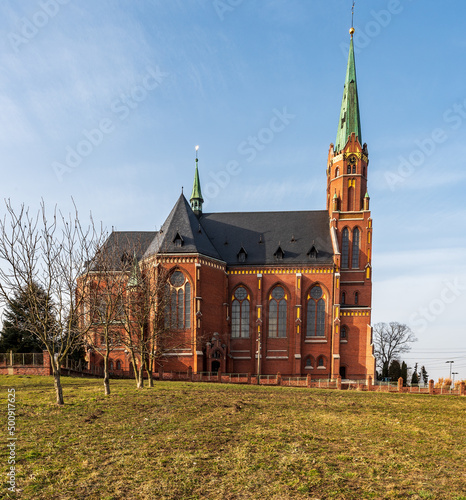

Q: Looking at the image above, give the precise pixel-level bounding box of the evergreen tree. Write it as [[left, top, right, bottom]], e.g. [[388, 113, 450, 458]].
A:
[[401, 361, 408, 386], [0, 283, 51, 353], [411, 362, 419, 385], [421, 365, 429, 385], [382, 361, 389, 380], [388, 360, 401, 382]]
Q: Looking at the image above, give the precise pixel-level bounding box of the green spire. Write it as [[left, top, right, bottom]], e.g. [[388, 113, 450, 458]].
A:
[[334, 32, 362, 153], [127, 251, 141, 288], [190, 145, 203, 214]]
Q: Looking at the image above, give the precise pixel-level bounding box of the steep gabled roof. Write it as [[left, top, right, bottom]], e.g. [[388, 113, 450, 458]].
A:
[[199, 210, 333, 266], [144, 194, 221, 260], [93, 231, 157, 271]]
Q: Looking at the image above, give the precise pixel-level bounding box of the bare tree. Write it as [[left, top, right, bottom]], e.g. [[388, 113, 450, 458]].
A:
[[81, 234, 132, 395], [119, 253, 149, 389], [144, 263, 172, 387], [0, 200, 104, 405], [122, 255, 201, 388], [122, 256, 184, 388], [373, 322, 417, 373]]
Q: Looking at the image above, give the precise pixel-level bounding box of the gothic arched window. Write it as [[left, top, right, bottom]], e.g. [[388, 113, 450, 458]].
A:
[[341, 326, 347, 340], [352, 228, 360, 268], [306, 286, 326, 337], [231, 286, 250, 338], [305, 357, 314, 369], [268, 286, 287, 338], [341, 228, 349, 268], [165, 270, 191, 329]]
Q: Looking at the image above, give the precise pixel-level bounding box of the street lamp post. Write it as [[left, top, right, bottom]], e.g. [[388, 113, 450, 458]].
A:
[[446, 360, 454, 380], [452, 372, 458, 386]]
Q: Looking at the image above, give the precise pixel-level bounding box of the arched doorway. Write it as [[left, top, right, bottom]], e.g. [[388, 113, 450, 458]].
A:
[[206, 333, 227, 373]]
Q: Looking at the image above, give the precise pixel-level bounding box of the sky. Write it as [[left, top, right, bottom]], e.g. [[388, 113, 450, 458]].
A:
[[0, 0, 465, 383]]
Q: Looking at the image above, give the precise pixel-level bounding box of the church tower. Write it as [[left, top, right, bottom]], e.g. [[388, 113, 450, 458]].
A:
[[327, 27, 375, 380]]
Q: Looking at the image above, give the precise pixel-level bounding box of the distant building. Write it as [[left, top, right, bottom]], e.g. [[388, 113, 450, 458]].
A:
[[86, 28, 375, 380]]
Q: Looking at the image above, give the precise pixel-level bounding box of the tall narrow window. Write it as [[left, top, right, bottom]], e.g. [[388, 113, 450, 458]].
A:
[[268, 286, 287, 338], [231, 287, 250, 338], [306, 286, 326, 337], [352, 228, 360, 268], [354, 291, 359, 305], [165, 271, 191, 329], [341, 228, 349, 268]]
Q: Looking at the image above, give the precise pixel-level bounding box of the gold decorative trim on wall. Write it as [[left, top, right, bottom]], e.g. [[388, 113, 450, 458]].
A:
[[228, 268, 333, 276]]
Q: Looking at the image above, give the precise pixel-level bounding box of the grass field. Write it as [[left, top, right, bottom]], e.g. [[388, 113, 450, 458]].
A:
[[1, 376, 465, 500]]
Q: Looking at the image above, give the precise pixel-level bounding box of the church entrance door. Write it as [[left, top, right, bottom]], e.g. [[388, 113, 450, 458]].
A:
[[212, 360, 221, 373]]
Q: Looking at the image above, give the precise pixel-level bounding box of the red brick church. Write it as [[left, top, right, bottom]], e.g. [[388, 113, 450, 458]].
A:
[[87, 28, 375, 380]]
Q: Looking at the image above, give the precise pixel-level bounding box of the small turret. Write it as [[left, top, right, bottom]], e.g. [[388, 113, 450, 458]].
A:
[[363, 191, 370, 211], [332, 191, 339, 212], [190, 145, 203, 215], [127, 251, 141, 288]]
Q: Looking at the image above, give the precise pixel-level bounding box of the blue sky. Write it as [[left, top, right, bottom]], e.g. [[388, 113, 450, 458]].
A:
[[0, 0, 465, 382]]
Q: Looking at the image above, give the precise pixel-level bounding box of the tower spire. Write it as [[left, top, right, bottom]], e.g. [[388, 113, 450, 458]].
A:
[[190, 145, 203, 215], [334, 14, 362, 153]]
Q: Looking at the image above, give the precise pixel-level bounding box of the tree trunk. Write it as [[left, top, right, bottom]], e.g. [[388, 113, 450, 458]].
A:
[[137, 366, 144, 389], [103, 352, 111, 396], [129, 350, 141, 388], [52, 366, 64, 405], [145, 359, 154, 387]]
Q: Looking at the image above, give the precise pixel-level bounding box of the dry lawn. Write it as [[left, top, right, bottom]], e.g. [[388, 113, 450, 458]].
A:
[[1, 375, 465, 499]]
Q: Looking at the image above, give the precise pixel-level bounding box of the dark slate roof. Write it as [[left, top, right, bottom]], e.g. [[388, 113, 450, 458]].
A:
[[199, 210, 333, 266], [144, 194, 222, 260], [93, 231, 157, 271], [101, 197, 333, 268]]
